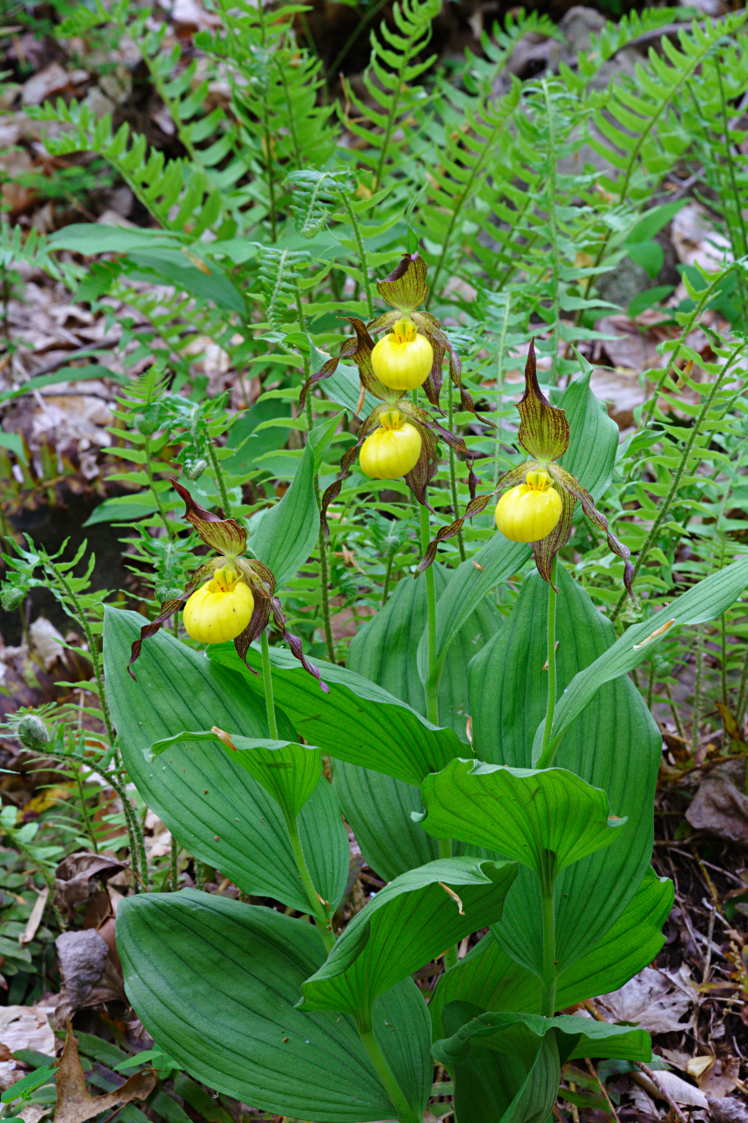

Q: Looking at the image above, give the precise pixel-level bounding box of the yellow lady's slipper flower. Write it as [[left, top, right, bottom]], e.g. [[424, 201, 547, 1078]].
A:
[[183, 565, 254, 644], [494, 470, 562, 542], [359, 409, 422, 479], [371, 318, 433, 391]]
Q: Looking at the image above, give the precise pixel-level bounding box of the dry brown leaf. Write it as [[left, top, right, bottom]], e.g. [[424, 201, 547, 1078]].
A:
[[671, 201, 732, 270], [20, 886, 50, 945], [0, 1004, 55, 1091], [649, 1069, 708, 1108], [708, 1096, 748, 1123], [55, 851, 127, 913], [600, 964, 697, 1033], [691, 1055, 741, 1097], [55, 1025, 156, 1123], [685, 760, 748, 844], [21, 63, 87, 107]]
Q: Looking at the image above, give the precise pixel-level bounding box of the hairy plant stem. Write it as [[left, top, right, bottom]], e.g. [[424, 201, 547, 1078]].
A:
[[297, 285, 336, 663], [338, 190, 374, 316], [418, 505, 439, 726], [446, 384, 465, 561], [48, 560, 117, 752], [285, 811, 334, 951], [535, 558, 559, 770], [539, 851, 558, 1017], [612, 341, 743, 621], [260, 630, 279, 739], [143, 434, 175, 541], [35, 746, 148, 892], [206, 437, 232, 519], [356, 1015, 420, 1123]]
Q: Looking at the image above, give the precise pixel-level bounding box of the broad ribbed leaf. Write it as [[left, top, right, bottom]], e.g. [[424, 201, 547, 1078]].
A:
[[208, 644, 463, 785], [104, 608, 348, 912], [534, 556, 748, 759], [442, 1002, 561, 1123], [332, 764, 438, 882], [555, 369, 618, 503], [419, 759, 624, 874], [118, 890, 432, 1122], [251, 442, 319, 587], [150, 730, 322, 821], [469, 568, 661, 970], [348, 563, 498, 734], [301, 858, 517, 1015], [429, 870, 672, 1037], [420, 373, 616, 683], [337, 565, 498, 881], [434, 1010, 651, 1067]]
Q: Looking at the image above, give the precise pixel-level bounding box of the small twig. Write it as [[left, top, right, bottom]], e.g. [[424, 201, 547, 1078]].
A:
[[635, 1064, 689, 1123], [583, 1058, 620, 1121]]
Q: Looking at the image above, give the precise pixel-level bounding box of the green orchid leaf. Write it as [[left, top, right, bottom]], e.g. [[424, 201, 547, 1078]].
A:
[[117, 890, 432, 1122], [335, 564, 499, 883], [208, 644, 464, 785], [534, 556, 748, 760], [556, 367, 618, 503], [434, 1009, 651, 1067], [301, 858, 517, 1015], [251, 442, 320, 587], [429, 869, 672, 1038], [418, 758, 625, 875], [149, 731, 322, 821], [441, 1002, 562, 1123], [104, 608, 348, 913], [469, 567, 662, 974]]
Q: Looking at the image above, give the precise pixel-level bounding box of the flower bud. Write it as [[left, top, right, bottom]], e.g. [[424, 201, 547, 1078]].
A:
[[185, 457, 208, 480], [494, 469, 562, 542], [183, 565, 254, 644], [16, 714, 51, 752], [371, 318, 433, 391], [359, 410, 422, 480]]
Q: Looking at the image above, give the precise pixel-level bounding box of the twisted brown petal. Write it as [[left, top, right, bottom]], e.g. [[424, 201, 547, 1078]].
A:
[[376, 252, 428, 310], [550, 464, 634, 592], [172, 479, 247, 555], [517, 341, 569, 460]]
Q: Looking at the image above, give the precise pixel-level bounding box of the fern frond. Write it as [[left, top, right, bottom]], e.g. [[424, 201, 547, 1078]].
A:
[[31, 101, 231, 237], [342, 0, 441, 192]]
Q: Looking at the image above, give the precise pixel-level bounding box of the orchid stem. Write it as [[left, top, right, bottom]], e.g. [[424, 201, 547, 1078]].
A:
[[356, 1015, 420, 1123], [418, 505, 439, 726], [536, 557, 559, 769], [285, 811, 334, 951], [260, 630, 279, 739], [540, 851, 558, 1016]]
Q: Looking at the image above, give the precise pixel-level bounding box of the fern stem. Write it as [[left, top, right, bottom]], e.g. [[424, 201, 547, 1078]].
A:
[[446, 382, 465, 561], [493, 292, 511, 487], [143, 434, 175, 540], [206, 438, 232, 519], [635, 266, 737, 437], [46, 558, 116, 751], [338, 190, 374, 316], [711, 62, 748, 327], [295, 283, 337, 663], [612, 341, 744, 621], [35, 746, 148, 892], [541, 80, 561, 383]]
